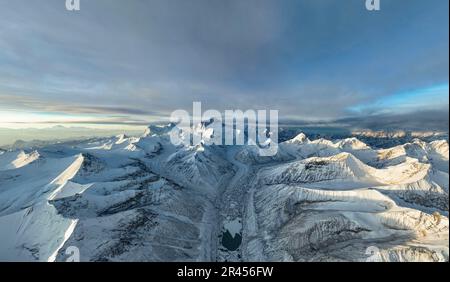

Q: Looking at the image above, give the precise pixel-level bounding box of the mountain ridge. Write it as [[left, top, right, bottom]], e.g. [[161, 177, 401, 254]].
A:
[[0, 127, 448, 262]]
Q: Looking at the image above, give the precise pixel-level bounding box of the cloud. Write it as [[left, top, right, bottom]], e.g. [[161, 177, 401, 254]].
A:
[[341, 109, 449, 132], [0, 0, 448, 126], [281, 109, 449, 132]]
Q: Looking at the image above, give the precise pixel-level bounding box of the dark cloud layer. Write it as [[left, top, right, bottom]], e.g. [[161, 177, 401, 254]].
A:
[[337, 110, 449, 132], [281, 109, 449, 132]]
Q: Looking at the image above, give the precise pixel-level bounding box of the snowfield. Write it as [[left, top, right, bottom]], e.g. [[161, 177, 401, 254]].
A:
[[0, 127, 448, 262]]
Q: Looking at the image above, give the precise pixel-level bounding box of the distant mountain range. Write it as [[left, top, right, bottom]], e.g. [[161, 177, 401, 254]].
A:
[[0, 126, 143, 148], [0, 123, 448, 262]]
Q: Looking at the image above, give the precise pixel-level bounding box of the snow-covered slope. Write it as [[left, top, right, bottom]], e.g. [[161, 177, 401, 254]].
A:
[[165, 144, 234, 190], [0, 129, 447, 262], [241, 134, 448, 262], [243, 184, 448, 261], [0, 150, 40, 171]]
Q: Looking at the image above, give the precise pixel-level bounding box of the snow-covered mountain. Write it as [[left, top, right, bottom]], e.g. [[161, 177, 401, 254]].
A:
[[0, 126, 448, 262]]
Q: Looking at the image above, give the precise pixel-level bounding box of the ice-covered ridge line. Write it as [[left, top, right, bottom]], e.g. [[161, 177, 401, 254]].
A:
[[0, 150, 40, 171], [259, 151, 432, 187], [47, 218, 78, 262], [47, 154, 85, 200], [280, 132, 449, 164], [44, 154, 84, 262]]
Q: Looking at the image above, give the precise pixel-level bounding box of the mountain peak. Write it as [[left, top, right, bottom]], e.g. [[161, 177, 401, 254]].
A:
[[289, 132, 310, 144], [338, 137, 369, 150], [143, 123, 176, 137]]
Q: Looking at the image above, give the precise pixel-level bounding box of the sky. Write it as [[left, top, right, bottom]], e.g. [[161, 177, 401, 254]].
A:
[[0, 0, 448, 131]]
